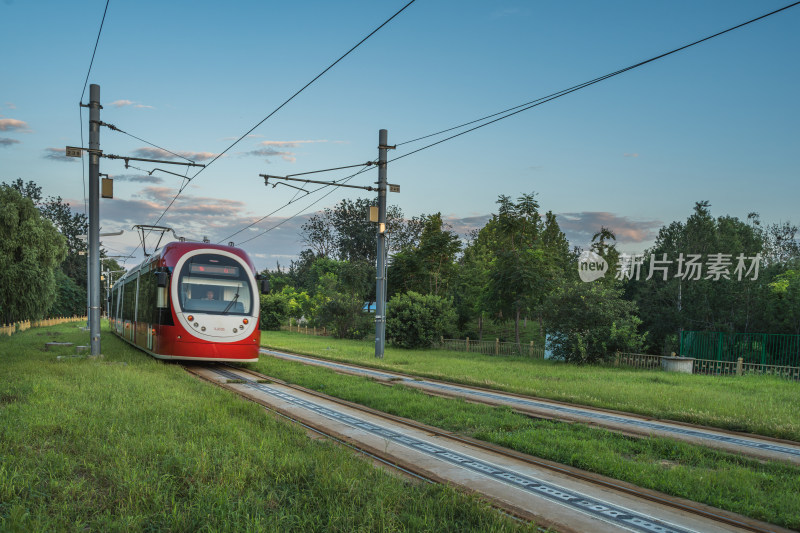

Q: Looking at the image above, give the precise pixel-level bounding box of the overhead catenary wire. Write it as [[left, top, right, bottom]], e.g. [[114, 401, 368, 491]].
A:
[[222, 163, 377, 245], [227, 2, 800, 249], [78, 0, 111, 217], [391, 1, 800, 161], [158, 1, 800, 252], [98, 121, 196, 163], [141, 0, 417, 245]]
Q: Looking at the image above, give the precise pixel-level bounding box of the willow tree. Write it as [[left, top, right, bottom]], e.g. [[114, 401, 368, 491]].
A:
[[0, 185, 66, 322]]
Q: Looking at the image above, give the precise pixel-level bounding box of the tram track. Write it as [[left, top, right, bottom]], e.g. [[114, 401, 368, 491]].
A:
[[183, 362, 787, 533], [260, 348, 800, 465]]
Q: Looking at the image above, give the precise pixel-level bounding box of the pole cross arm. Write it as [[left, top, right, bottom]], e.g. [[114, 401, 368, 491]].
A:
[[261, 174, 377, 192], [102, 153, 206, 168]]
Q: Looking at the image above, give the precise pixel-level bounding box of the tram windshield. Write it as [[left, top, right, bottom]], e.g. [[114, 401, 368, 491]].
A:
[[177, 253, 254, 315]]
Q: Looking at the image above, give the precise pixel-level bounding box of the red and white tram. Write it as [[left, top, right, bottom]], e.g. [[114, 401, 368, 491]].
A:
[[110, 241, 266, 362]]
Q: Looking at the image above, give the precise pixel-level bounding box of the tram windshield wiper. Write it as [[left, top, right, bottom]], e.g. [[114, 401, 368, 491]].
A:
[[221, 291, 240, 315]]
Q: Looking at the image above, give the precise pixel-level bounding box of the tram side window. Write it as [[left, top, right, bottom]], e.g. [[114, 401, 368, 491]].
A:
[[111, 288, 119, 320], [123, 279, 136, 321], [137, 269, 156, 324]]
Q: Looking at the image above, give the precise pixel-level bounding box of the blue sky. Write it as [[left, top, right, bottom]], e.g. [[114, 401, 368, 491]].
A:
[[2, 0, 798, 271]]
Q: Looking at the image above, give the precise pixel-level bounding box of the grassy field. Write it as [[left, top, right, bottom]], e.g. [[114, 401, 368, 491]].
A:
[[0, 323, 535, 532], [252, 354, 800, 529], [260, 331, 800, 441]]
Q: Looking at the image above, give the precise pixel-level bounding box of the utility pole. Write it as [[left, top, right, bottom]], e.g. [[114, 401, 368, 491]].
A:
[[67, 87, 202, 355], [375, 129, 389, 359], [259, 128, 396, 359], [88, 84, 102, 357]]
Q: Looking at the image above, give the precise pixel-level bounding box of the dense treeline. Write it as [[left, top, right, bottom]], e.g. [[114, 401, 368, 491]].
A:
[[262, 194, 800, 362], [0, 179, 124, 323], [5, 178, 796, 361]]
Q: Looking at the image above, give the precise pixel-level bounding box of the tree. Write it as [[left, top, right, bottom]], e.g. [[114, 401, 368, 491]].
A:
[[311, 272, 371, 339], [6, 178, 88, 288], [300, 210, 336, 258], [626, 201, 771, 353], [387, 213, 461, 297], [260, 292, 290, 330], [484, 193, 560, 350], [300, 197, 419, 261], [0, 185, 67, 322], [386, 291, 456, 349], [49, 270, 88, 318], [750, 213, 800, 267], [280, 286, 311, 321], [541, 210, 572, 273], [543, 280, 646, 364], [590, 226, 620, 277], [768, 266, 800, 335], [451, 230, 492, 337]]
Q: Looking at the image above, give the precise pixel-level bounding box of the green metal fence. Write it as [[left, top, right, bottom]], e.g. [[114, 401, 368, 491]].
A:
[[680, 331, 800, 367]]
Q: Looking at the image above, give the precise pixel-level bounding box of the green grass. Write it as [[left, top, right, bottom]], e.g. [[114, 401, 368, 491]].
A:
[[0, 323, 535, 532], [252, 355, 800, 530], [261, 331, 800, 441]]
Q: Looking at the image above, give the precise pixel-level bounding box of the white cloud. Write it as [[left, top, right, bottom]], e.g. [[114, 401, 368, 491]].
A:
[[556, 212, 662, 247], [110, 100, 154, 109], [0, 138, 21, 147], [242, 139, 337, 163], [43, 147, 79, 162], [0, 118, 29, 132], [132, 147, 220, 162], [259, 140, 329, 148], [113, 173, 165, 184], [245, 147, 296, 162]]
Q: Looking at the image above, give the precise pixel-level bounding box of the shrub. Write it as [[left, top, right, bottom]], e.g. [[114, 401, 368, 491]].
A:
[[542, 280, 645, 364], [310, 272, 371, 340], [387, 291, 456, 349], [314, 291, 371, 340], [260, 292, 290, 330]]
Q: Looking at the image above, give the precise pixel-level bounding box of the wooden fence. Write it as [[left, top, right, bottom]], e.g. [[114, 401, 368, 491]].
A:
[[439, 337, 545, 358], [614, 352, 661, 370], [616, 352, 800, 380], [1, 316, 87, 337], [281, 319, 329, 337]]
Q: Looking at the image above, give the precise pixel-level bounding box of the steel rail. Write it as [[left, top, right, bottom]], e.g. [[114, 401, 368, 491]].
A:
[[181, 364, 433, 485], [214, 363, 783, 533], [261, 348, 800, 455]]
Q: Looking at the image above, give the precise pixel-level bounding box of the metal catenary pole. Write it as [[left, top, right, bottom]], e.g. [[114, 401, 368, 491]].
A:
[[261, 130, 393, 358], [375, 129, 388, 359], [88, 84, 102, 356]]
